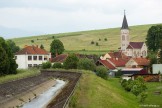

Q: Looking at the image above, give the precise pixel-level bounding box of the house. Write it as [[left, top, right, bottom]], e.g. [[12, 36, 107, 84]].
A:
[[125, 58, 150, 72], [120, 12, 147, 58], [51, 54, 68, 64], [15, 45, 51, 69]]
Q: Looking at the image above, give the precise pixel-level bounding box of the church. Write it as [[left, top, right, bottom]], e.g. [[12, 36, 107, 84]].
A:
[[120, 12, 147, 58]]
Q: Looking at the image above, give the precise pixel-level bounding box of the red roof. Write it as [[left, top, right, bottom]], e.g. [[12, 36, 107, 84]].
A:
[[51, 54, 68, 63], [98, 60, 115, 69], [108, 58, 128, 67], [132, 58, 150, 66], [128, 42, 144, 49], [108, 51, 130, 59], [15, 46, 49, 55]]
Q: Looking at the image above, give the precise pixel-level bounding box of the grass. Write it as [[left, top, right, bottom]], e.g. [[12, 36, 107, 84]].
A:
[[69, 71, 139, 108], [140, 82, 162, 107], [0, 68, 40, 84], [12, 24, 158, 54]]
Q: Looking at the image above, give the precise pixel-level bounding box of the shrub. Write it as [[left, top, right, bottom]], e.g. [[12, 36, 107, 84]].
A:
[[96, 42, 99, 46], [63, 54, 79, 69], [140, 92, 148, 103], [77, 58, 96, 71], [42, 61, 51, 69], [96, 66, 108, 80], [99, 38, 101, 41], [52, 62, 62, 69], [115, 69, 122, 77], [104, 38, 107, 41], [91, 41, 94, 44]]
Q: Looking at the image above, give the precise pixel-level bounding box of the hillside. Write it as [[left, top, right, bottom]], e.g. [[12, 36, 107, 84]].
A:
[[69, 71, 139, 108], [12, 24, 155, 54]]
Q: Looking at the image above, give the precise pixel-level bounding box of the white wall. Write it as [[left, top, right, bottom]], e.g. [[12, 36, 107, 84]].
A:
[[15, 54, 50, 69], [153, 64, 162, 74], [16, 55, 27, 69]]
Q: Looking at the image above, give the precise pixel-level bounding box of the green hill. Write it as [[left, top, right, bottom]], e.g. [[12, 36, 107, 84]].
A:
[[12, 24, 155, 54], [69, 71, 139, 108]]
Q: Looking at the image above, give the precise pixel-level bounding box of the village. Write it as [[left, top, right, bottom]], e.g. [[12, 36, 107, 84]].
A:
[[0, 9, 162, 108]]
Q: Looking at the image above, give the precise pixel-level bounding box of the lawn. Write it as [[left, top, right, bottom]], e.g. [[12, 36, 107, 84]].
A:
[[12, 24, 157, 54], [0, 68, 40, 84]]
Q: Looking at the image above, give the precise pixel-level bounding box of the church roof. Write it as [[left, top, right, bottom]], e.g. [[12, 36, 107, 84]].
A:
[[128, 42, 144, 49], [121, 13, 129, 29]]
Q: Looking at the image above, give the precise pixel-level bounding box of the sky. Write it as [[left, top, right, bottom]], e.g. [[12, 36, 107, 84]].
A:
[[0, 0, 162, 39]]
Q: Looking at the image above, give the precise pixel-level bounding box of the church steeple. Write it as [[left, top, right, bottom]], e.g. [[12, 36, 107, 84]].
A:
[[121, 10, 129, 29]]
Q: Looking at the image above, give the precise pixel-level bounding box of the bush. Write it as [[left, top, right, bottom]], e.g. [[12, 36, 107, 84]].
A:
[[96, 42, 99, 46], [52, 62, 63, 69], [91, 41, 94, 44], [96, 66, 108, 80], [99, 38, 101, 41], [104, 38, 107, 41], [42, 61, 51, 69], [77, 58, 96, 71], [63, 54, 79, 69]]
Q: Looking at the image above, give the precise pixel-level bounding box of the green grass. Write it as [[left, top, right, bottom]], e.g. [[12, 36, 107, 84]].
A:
[[69, 71, 139, 108], [0, 68, 40, 84], [140, 82, 162, 108], [12, 24, 158, 54]]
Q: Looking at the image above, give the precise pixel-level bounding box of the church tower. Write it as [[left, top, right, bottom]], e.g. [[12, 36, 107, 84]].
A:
[[120, 11, 129, 54]]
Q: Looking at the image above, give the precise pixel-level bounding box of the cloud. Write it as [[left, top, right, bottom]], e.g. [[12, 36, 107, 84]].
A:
[[0, 0, 162, 38]]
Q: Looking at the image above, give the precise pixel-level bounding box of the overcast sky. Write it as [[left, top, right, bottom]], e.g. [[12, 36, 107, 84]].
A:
[[0, 0, 162, 39]]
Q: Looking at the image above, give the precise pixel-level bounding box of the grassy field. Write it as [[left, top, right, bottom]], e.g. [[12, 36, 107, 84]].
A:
[[12, 24, 157, 54], [0, 68, 40, 84], [69, 71, 162, 108], [69, 71, 139, 108]]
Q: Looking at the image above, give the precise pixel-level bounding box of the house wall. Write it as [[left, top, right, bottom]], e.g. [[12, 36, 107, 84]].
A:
[[141, 43, 147, 58], [16, 55, 27, 69], [125, 59, 138, 68], [101, 53, 111, 60], [15, 54, 50, 69]]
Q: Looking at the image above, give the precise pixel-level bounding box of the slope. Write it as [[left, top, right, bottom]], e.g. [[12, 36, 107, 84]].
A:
[[69, 71, 139, 108], [12, 24, 156, 54]]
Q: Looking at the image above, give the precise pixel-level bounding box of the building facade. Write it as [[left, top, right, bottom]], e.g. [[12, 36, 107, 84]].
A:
[[15, 45, 51, 69], [120, 13, 147, 58]]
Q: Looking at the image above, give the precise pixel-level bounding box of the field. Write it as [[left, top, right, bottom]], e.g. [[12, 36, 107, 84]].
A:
[[12, 24, 156, 54], [69, 71, 162, 108]]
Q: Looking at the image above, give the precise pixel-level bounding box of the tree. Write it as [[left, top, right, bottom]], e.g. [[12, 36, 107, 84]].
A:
[[146, 25, 162, 52], [40, 44, 44, 49], [50, 39, 64, 57], [104, 38, 107, 41], [42, 61, 51, 69], [0, 45, 8, 75], [31, 40, 34, 43], [96, 66, 108, 80], [77, 58, 96, 71], [0, 37, 17, 75], [96, 42, 99, 46], [63, 54, 79, 69], [6, 40, 20, 53], [52, 62, 63, 68], [91, 40, 94, 44]]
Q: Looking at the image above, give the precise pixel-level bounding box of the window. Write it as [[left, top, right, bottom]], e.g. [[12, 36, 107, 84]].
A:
[[28, 64, 32, 67], [44, 56, 48, 60], [33, 56, 37, 60], [15, 56, 17, 60], [39, 56, 42, 60], [33, 64, 37, 67], [28, 56, 32, 60], [122, 35, 125, 40]]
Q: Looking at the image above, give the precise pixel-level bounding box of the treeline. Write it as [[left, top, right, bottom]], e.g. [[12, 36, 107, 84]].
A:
[[0, 37, 19, 75]]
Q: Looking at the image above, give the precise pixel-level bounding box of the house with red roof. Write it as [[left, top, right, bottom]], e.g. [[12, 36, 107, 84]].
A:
[[120, 12, 147, 58], [15, 45, 51, 69]]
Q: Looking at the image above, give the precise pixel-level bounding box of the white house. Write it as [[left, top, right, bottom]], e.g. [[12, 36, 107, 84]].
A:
[[120, 12, 147, 58], [15, 45, 51, 69]]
